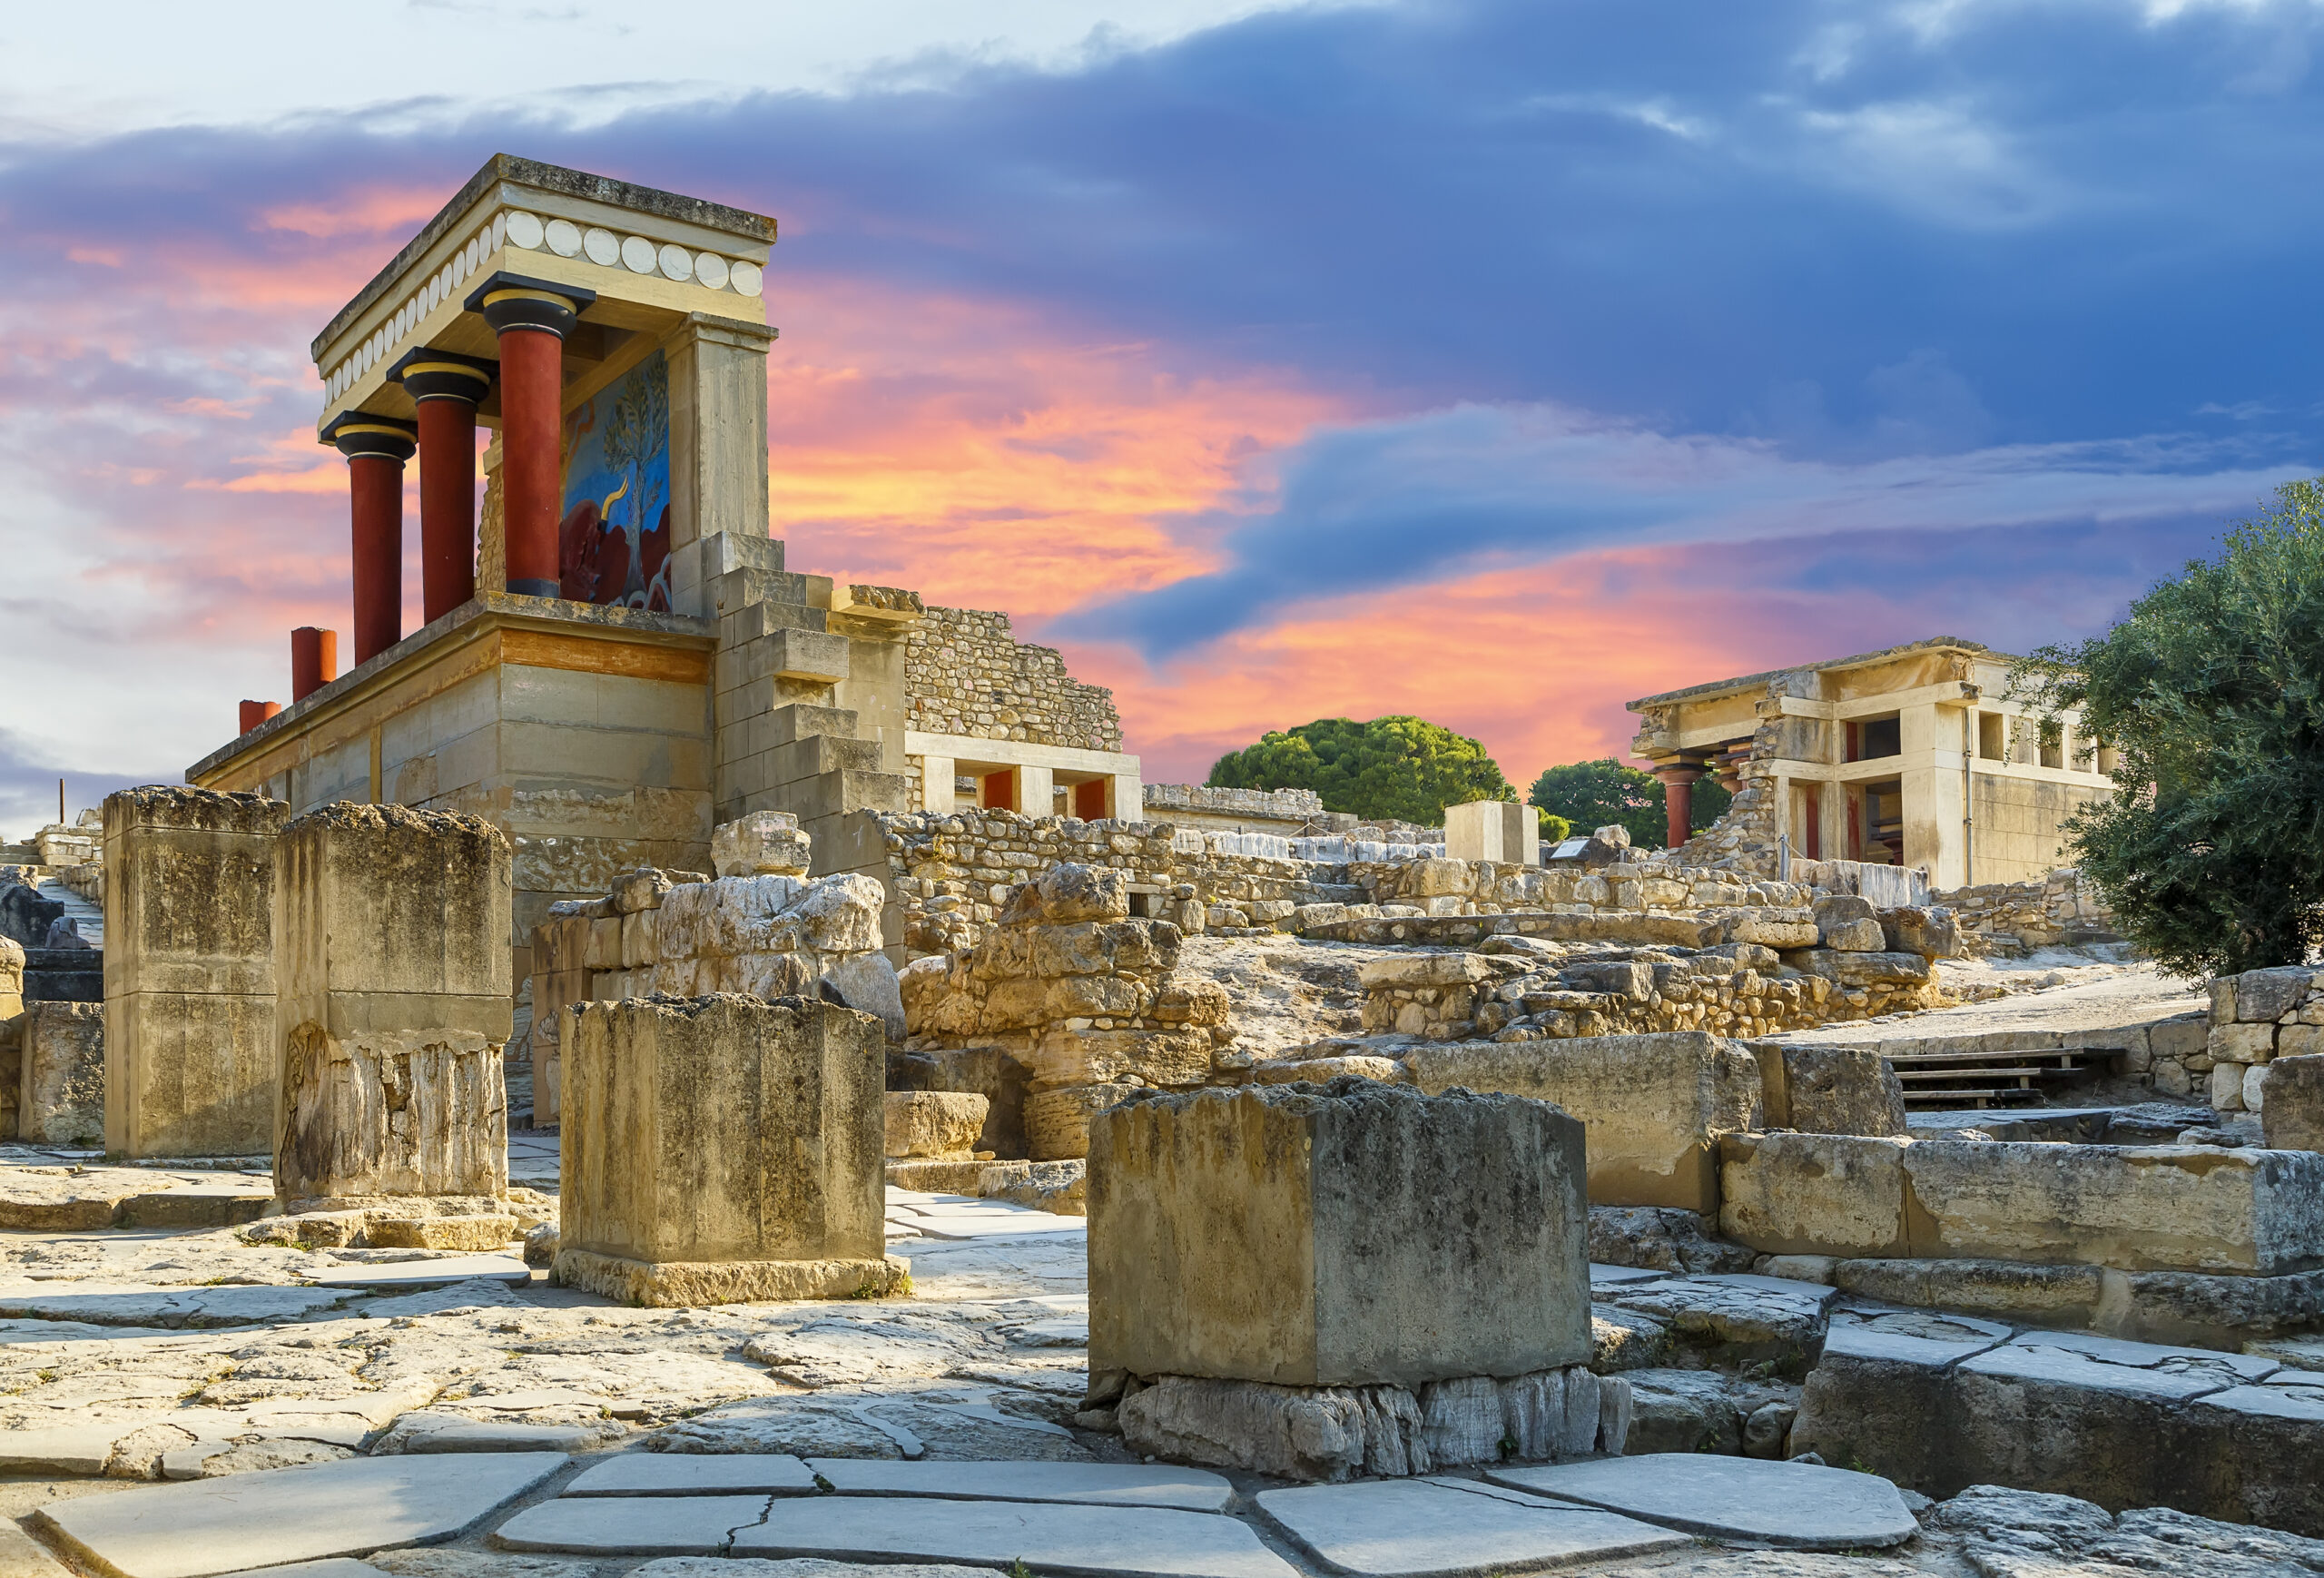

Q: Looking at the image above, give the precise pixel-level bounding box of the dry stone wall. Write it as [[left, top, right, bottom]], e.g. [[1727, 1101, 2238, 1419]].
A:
[[903, 606, 1122, 752], [1940, 868, 2118, 955], [2204, 967, 2324, 1116]]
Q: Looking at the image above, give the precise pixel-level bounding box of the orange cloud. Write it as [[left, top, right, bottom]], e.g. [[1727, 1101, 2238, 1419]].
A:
[[768, 271, 1348, 621], [261, 186, 449, 240]]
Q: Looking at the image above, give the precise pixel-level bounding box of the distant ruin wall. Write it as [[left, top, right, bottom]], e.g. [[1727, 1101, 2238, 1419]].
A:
[[903, 606, 1122, 753], [1940, 868, 2118, 955], [1141, 784, 1325, 832]]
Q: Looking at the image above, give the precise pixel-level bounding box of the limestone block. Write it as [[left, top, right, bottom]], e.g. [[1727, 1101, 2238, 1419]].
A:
[[2235, 966, 2316, 1024], [998, 863, 1129, 925], [584, 917, 623, 971], [2246, 1062, 2270, 1112], [1763, 1045, 1907, 1137], [20, 1001, 103, 1145], [1819, 919, 1886, 952], [1445, 801, 1540, 868], [1407, 859, 1472, 899], [1876, 906, 1960, 960], [711, 812, 812, 878], [1718, 1133, 1910, 1256], [1029, 920, 1179, 978], [0, 937, 20, 1022], [614, 868, 675, 913], [2262, 1055, 2324, 1152], [2211, 1061, 2247, 1110], [2210, 1021, 2275, 1063], [883, 1090, 990, 1159], [2280, 1024, 2324, 1060], [1025, 1081, 1140, 1160], [272, 804, 512, 1202], [1811, 894, 1874, 925], [1403, 1033, 1763, 1211], [1788, 950, 1931, 987], [1355, 952, 1493, 991], [1027, 1028, 1213, 1090], [1902, 1141, 2324, 1274], [556, 993, 893, 1305], [103, 786, 290, 1159], [1089, 1081, 1590, 1388], [822, 952, 905, 1040]]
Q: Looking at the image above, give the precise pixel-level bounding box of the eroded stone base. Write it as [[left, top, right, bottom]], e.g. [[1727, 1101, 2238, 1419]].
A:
[[1114, 1366, 1629, 1483], [551, 1248, 910, 1307]]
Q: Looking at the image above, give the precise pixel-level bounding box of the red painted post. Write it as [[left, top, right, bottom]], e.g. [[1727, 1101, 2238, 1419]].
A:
[[324, 414, 417, 666], [465, 274, 594, 599], [238, 700, 281, 734], [290, 626, 338, 702]]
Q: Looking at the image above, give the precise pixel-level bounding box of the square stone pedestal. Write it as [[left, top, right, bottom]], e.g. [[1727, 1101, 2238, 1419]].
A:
[[1090, 1080, 1590, 1388], [273, 804, 512, 1204], [554, 992, 896, 1306], [103, 786, 290, 1159]]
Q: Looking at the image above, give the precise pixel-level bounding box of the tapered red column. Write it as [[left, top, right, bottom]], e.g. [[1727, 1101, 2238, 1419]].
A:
[[391, 350, 496, 624], [290, 626, 337, 701], [1654, 763, 1703, 852], [322, 415, 417, 666], [464, 273, 595, 599]]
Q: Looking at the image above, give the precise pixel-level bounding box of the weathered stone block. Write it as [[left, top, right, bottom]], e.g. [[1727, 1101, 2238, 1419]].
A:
[[1355, 952, 1493, 991], [1760, 1045, 1906, 1137], [1906, 1141, 2324, 1273], [2209, 1021, 2275, 1063], [103, 786, 290, 1159], [272, 804, 512, 1202], [2234, 966, 2316, 1024], [1876, 906, 1959, 960], [883, 1090, 990, 1159], [2262, 1054, 2324, 1152], [1089, 1080, 1590, 1388], [711, 812, 812, 878], [1791, 950, 1931, 986], [556, 993, 894, 1305], [998, 863, 1129, 925], [20, 1001, 103, 1145], [1404, 1033, 1762, 1211], [1719, 1133, 1910, 1257], [1024, 1080, 1139, 1160], [1819, 919, 1887, 952], [1443, 801, 1537, 868]]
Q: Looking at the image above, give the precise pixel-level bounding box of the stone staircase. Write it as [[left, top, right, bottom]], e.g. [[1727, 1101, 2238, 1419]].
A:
[[702, 532, 914, 878]]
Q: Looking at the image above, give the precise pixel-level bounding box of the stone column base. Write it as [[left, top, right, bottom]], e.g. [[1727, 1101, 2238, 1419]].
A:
[[551, 1248, 910, 1307], [1113, 1366, 1630, 1483]]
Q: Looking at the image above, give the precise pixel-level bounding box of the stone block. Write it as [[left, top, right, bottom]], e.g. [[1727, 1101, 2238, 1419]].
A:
[[19, 1001, 103, 1145], [556, 993, 895, 1305], [2262, 1054, 2324, 1152], [998, 863, 1130, 925], [711, 812, 812, 878], [2235, 965, 2316, 1023], [2210, 1021, 2275, 1063], [1354, 952, 1493, 990], [614, 868, 675, 913], [1791, 950, 1931, 986], [1404, 1033, 1762, 1211], [1719, 1133, 1910, 1256], [103, 786, 290, 1159], [273, 804, 512, 1203], [2211, 1060, 2247, 1110], [884, 1090, 990, 1159], [1024, 1081, 1139, 1160], [1443, 801, 1538, 867], [1902, 1141, 2324, 1274], [1876, 906, 1959, 959], [1819, 918, 1887, 952], [1088, 1080, 1590, 1388], [1759, 1044, 1906, 1137]]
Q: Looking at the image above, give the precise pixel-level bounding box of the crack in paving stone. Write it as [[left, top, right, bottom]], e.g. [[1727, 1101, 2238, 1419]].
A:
[[720, 1494, 780, 1555], [847, 1406, 925, 1458]]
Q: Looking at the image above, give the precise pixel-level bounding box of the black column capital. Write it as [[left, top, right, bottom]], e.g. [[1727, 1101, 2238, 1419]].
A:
[[462, 270, 596, 340], [322, 411, 418, 462], [389, 347, 497, 406]]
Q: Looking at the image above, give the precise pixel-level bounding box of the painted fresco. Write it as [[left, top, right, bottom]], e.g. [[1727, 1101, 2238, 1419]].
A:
[[558, 350, 673, 610]]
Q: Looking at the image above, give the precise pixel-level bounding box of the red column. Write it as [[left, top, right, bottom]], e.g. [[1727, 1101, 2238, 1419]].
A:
[[392, 350, 495, 622], [465, 274, 594, 600], [238, 700, 281, 734], [290, 626, 338, 701], [323, 415, 417, 666], [1653, 763, 1703, 851], [497, 328, 562, 597]]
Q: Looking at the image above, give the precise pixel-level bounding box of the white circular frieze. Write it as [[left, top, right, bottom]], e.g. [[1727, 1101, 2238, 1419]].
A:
[[583, 227, 619, 266], [504, 210, 544, 251], [545, 218, 582, 257], [657, 242, 693, 281], [730, 260, 763, 298], [491, 212, 507, 251], [694, 251, 730, 290], [619, 234, 656, 273]]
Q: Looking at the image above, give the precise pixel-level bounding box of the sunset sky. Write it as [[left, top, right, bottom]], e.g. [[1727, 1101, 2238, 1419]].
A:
[[2, 0, 2317, 831]]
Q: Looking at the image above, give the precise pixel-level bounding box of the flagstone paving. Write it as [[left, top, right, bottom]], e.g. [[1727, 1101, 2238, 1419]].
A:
[[1487, 1455, 1921, 1550]]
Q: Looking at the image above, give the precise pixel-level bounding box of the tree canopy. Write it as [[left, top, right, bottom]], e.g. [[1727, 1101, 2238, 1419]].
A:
[[1529, 758, 1732, 850], [1206, 715, 1516, 825], [2009, 478, 2324, 976]]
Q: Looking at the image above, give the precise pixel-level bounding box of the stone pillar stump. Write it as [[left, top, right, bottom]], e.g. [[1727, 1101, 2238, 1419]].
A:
[[555, 992, 898, 1306]]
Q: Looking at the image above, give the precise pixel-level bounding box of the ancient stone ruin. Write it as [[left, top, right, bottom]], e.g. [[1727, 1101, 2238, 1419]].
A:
[[0, 153, 2318, 1577]]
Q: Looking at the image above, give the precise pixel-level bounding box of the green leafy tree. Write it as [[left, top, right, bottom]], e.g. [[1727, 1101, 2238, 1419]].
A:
[[1529, 758, 1731, 850], [2008, 478, 2324, 976], [1207, 716, 1516, 825], [1536, 808, 1573, 843]]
